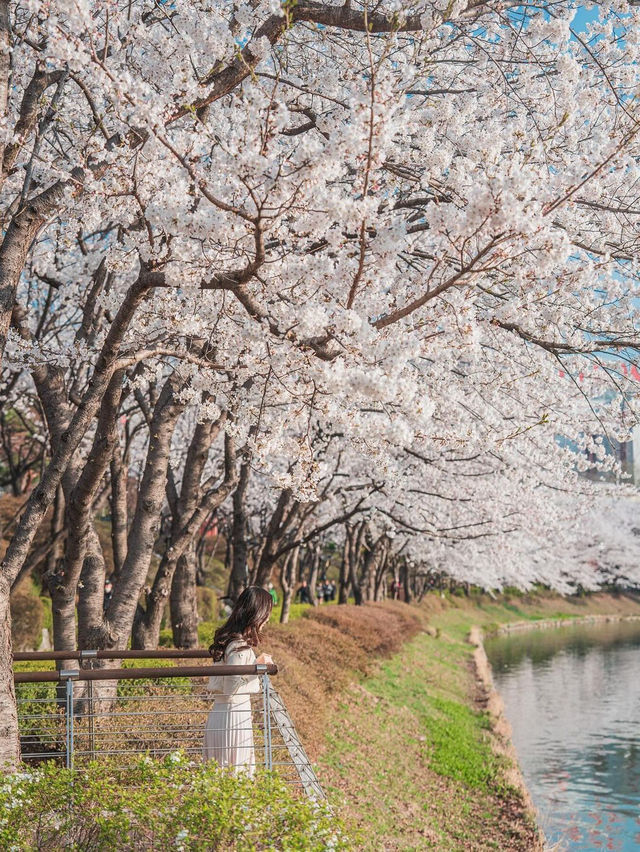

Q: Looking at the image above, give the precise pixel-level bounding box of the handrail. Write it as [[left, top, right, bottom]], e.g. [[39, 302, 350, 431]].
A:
[[13, 659, 323, 798], [14, 649, 213, 661], [14, 663, 278, 683]]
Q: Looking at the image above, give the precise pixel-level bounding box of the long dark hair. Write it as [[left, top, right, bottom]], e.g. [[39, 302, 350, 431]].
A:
[[209, 586, 273, 662]]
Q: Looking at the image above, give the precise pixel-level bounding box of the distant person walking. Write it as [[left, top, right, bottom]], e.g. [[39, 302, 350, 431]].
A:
[[296, 580, 311, 604], [203, 586, 274, 775], [103, 576, 113, 609]]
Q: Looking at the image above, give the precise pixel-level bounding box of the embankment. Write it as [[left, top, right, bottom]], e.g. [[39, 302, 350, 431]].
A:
[[266, 589, 640, 850]]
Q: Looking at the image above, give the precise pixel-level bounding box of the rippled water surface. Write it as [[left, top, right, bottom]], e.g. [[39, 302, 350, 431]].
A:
[[484, 619, 640, 851]]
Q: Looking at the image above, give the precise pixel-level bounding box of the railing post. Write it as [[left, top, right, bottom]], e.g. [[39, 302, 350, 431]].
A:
[[265, 675, 272, 771], [61, 670, 79, 771], [257, 664, 271, 771], [82, 651, 98, 761], [88, 678, 95, 760]]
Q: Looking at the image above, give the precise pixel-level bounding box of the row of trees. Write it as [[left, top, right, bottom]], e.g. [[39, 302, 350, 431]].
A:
[[1, 0, 640, 768]]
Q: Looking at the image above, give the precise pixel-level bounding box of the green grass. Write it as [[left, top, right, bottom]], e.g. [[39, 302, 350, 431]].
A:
[[365, 634, 501, 791], [319, 589, 640, 848], [426, 696, 497, 788], [316, 593, 603, 849], [319, 626, 518, 850]]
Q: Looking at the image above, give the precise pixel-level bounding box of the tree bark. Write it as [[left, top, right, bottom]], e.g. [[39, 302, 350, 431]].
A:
[[2, 65, 65, 180], [227, 460, 251, 601], [253, 489, 301, 588], [170, 544, 199, 648], [402, 558, 413, 604], [344, 522, 365, 606], [45, 484, 65, 580], [339, 536, 349, 605], [374, 542, 389, 602], [0, 172, 82, 369], [307, 542, 321, 606], [0, 573, 20, 770], [50, 370, 124, 661], [103, 377, 186, 649], [131, 429, 236, 649], [0, 2, 11, 179], [0, 274, 152, 587], [358, 535, 376, 603], [77, 526, 107, 649], [109, 443, 128, 578]]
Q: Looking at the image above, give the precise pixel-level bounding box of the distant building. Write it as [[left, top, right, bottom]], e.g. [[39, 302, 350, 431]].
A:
[[584, 428, 638, 484], [561, 362, 640, 485]]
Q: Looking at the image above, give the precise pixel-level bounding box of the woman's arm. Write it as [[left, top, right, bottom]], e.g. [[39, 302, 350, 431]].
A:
[[224, 646, 262, 695], [205, 673, 223, 692]]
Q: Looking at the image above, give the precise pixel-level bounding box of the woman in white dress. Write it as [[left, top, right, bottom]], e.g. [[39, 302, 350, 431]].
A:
[[203, 586, 274, 775]]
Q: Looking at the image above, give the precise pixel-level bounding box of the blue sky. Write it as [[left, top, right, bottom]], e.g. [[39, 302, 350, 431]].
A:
[[571, 5, 601, 32]]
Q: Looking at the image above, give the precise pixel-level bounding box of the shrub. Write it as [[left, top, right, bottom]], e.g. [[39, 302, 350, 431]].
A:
[[0, 753, 349, 850]]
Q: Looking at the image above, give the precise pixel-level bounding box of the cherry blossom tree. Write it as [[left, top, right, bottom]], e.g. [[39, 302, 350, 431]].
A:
[[1, 0, 640, 769]]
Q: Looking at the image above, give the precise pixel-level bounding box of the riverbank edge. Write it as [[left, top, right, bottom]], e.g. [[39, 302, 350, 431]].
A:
[[491, 611, 640, 635], [315, 598, 547, 849], [468, 625, 546, 851], [246, 595, 640, 848], [467, 607, 640, 852]]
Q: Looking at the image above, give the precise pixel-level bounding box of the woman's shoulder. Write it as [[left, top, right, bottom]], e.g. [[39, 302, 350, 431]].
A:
[[225, 638, 254, 658]]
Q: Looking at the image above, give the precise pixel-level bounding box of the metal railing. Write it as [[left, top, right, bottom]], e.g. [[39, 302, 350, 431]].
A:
[[14, 650, 324, 800]]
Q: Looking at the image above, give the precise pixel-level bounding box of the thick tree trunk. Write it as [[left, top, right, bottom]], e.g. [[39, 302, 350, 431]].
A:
[[45, 484, 65, 580], [131, 429, 236, 650], [344, 522, 365, 606], [0, 574, 20, 770], [228, 460, 250, 601], [374, 547, 389, 602], [50, 590, 78, 699], [358, 539, 376, 603], [48, 577, 78, 705], [170, 544, 199, 648], [77, 527, 107, 649], [402, 559, 412, 604], [350, 565, 363, 605], [371, 536, 390, 602], [254, 550, 279, 590]]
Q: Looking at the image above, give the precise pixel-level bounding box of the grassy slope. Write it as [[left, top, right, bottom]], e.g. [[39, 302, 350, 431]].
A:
[[314, 589, 640, 851]]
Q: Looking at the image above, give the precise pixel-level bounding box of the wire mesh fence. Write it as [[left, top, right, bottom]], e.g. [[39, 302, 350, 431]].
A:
[[14, 653, 324, 800]]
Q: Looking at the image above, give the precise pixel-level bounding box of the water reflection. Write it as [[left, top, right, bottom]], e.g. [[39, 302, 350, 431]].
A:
[[484, 620, 640, 851]]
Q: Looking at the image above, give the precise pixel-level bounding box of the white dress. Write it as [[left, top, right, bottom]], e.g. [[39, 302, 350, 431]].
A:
[[203, 639, 261, 775]]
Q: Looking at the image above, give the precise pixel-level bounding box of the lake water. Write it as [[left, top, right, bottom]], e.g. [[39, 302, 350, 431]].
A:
[[484, 619, 640, 852]]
